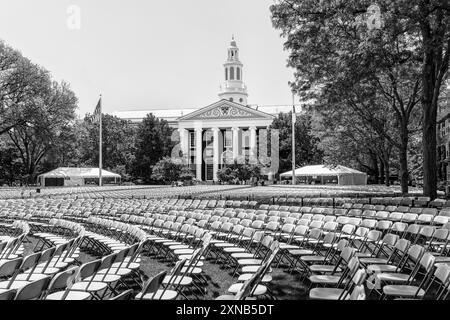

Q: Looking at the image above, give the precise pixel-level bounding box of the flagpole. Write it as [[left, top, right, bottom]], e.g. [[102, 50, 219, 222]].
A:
[[99, 95, 103, 187], [292, 91, 296, 186]]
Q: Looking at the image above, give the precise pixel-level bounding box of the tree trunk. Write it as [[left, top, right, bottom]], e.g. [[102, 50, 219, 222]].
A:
[[370, 151, 380, 184], [421, 53, 438, 199], [422, 106, 437, 199], [384, 160, 390, 187], [379, 158, 385, 185], [399, 121, 409, 195]]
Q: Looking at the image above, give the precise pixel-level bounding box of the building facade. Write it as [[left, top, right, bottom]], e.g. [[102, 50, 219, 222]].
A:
[[116, 38, 302, 182]]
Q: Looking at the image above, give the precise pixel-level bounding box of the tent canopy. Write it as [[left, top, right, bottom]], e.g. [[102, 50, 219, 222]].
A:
[[280, 165, 365, 177], [38, 167, 121, 179], [280, 165, 367, 185]]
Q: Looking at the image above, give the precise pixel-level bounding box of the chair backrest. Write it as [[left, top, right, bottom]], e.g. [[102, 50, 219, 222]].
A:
[[0, 288, 16, 300], [382, 233, 399, 247], [260, 236, 274, 249], [323, 222, 338, 232], [432, 228, 450, 241], [20, 251, 41, 272], [14, 276, 51, 300], [109, 289, 134, 300], [351, 268, 367, 286], [0, 258, 23, 279], [419, 226, 435, 238], [341, 224, 356, 235], [336, 239, 349, 252], [308, 228, 323, 240], [322, 232, 336, 245], [281, 223, 295, 234], [294, 225, 309, 236], [349, 285, 366, 300], [434, 263, 450, 286], [361, 219, 377, 229], [408, 245, 425, 263], [139, 270, 168, 300], [394, 238, 411, 253], [354, 227, 369, 238], [340, 246, 356, 262], [46, 267, 79, 293], [309, 220, 324, 229], [392, 222, 408, 233], [79, 259, 102, 279]]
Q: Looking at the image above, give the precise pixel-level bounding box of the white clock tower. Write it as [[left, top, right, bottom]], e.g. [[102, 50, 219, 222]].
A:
[[219, 36, 248, 105]]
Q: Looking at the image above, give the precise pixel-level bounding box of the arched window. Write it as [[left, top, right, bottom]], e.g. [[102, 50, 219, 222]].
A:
[[237, 67, 241, 80], [230, 67, 234, 80], [229, 98, 234, 102], [225, 68, 228, 80], [239, 98, 243, 103]]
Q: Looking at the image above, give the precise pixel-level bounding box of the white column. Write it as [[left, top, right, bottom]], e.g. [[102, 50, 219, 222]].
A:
[[232, 127, 240, 161], [249, 126, 257, 164], [212, 127, 220, 182], [195, 128, 203, 181], [179, 128, 189, 163]]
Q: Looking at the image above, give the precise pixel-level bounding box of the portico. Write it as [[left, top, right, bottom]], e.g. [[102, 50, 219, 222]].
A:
[[177, 100, 274, 181]]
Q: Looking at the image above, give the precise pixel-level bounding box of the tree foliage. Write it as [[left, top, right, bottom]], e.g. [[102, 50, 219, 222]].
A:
[[151, 157, 194, 183], [270, 111, 323, 174], [270, 0, 450, 197], [217, 159, 262, 184], [133, 114, 175, 183]]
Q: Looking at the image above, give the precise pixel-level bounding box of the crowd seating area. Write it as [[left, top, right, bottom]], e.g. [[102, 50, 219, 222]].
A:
[[1, 195, 450, 300], [0, 185, 251, 200]]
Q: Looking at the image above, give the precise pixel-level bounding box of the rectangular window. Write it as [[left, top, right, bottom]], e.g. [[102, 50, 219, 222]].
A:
[[190, 131, 195, 147], [224, 131, 232, 148], [205, 131, 213, 143]]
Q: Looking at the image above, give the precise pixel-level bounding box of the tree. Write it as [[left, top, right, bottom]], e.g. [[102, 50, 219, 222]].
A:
[[270, 111, 323, 174], [133, 113, 174, 183], [151, 157, 193, 183], [0, 41, 50, 136], [78, 114, 136, 179], [270, 0, 445, 196], [0, 136, 22, 185], [7, 80, 77, 184], [217, 159, 262, 184]]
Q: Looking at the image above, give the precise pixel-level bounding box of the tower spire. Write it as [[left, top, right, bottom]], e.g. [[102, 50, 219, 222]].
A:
[[219, 37, 248, 105]]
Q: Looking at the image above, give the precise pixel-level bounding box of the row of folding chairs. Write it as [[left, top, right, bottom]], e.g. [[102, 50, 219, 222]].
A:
[[342, 203, 441, 214], [81, 202, 450, 300], [0, 221, 29, 261]]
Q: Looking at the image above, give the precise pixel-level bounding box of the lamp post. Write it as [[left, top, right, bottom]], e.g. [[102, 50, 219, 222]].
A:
[[292, 91, 296, 185]]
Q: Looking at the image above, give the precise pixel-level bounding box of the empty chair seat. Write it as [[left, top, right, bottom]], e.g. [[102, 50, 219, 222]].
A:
[[348, 209, 362, 217], [409, 207, 423, 214], [362, 210, 376, 218], [396, 206, 410, 213], [362, 204, 375, 210], [385, 206, 398, 212], [414, 197, 430, 207], [422, 208, 438, 216], [373, 205, 386, 211]]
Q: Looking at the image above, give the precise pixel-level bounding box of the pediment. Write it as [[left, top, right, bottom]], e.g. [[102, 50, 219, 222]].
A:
[[178, 100, 274, 121]]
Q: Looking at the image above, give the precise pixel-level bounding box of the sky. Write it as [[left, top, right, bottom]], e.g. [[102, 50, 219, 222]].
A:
[[0, 0, 295, 117]]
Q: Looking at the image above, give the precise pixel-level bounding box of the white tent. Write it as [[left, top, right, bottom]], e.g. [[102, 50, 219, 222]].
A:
[[38, 167, 121, 187], [280, 165, 367, 185]]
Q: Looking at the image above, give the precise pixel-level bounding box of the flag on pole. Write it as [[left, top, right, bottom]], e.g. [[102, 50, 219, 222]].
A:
[[93, 96, 102, 187], [92, 98, 101, 123]]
